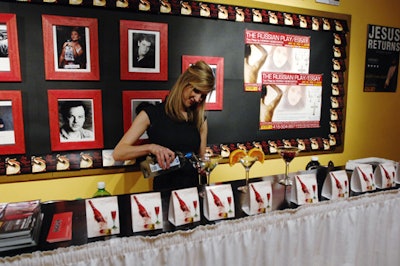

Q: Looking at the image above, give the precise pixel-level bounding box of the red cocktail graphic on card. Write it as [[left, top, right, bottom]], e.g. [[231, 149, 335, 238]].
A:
[[266, 192, 271, 208], [250, 184, 265, 213], [227, 196, 233, 213], [312, 184, 317, 200], [88, 200, 110, 234], [332, 173, 344, 197], [380, 165, 393, 188], [357, 167, 372, 190], [133, 196, 154, 229], [210, 189, 227, 218], [174, 192, 193, 223], [193, 200, 198, 217], [296, 176, 312, 203], [154, 206, 160, 224], [111, 210, 117, 229]]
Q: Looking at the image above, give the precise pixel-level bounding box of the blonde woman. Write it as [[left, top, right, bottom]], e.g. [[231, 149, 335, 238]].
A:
[[113, 61, 215, 190]]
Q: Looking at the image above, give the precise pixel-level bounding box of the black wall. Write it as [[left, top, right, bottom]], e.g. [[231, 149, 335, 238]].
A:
[[0, 2, 337, 156]]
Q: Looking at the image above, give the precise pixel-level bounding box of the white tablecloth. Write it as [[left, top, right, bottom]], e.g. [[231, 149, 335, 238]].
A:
[[2, 189, 400, 266]]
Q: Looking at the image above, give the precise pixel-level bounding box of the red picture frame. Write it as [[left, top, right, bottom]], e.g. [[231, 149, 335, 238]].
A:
[[120, 20, 168, 81], [0, 13, 21, 82], [122, 90, 169, 144], [42, 15, 100, 81], [48, 90, 103, 151], [182, 55, 224, 110], [0, 90, 25, 155]]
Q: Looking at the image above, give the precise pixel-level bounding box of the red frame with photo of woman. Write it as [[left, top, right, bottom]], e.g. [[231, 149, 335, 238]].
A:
[[42, 15, 99, 81]]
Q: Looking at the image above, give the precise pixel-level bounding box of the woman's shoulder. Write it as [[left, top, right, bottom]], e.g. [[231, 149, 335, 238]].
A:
[[144, 102, 165, 117]]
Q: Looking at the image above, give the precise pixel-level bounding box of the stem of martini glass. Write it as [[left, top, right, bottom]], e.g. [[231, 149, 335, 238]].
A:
[[285, 161, 290, 185], [245, 167, 250, 188], [206, 171, 211, 186]]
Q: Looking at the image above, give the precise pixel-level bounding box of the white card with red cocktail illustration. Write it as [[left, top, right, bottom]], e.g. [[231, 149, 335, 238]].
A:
[[374, 162, 397, 189], [131, 192, 163, 232], [168, 187, 200, 226], [85, 196, 120, 238], [203, 184, 235, 221], [242, 180, 273, 215], [350, 164, 376, 192], [322, 170, 349, 200], [290, 174, 318, 205], [395, 161, 400, 184]]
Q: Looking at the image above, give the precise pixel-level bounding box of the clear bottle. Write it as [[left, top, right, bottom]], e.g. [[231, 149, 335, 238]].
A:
[[93, 181, 111, 197], [140, 151, 193, 179], [306, 156, 321, 170]]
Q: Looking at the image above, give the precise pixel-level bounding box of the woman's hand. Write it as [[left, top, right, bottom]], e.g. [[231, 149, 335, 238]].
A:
[[150, 144, 175, 169]]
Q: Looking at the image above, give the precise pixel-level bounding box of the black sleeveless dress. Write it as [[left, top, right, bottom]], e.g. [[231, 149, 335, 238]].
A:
[[144, 102, 200, 191]]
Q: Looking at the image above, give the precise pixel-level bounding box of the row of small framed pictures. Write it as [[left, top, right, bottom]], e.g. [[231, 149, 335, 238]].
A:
[[13, 0, 349, 33], [0, 14, 170, 82], [0, 149, 134, 176], [0, 130, 342, 176]]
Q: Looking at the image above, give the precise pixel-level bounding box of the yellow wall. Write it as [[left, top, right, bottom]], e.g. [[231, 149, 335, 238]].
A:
[[0, 0, 399, 202]]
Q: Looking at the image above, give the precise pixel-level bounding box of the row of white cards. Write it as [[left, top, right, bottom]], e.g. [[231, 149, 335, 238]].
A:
[[84, 162, 399, 237], [84, 182, 273, 237], [291, 162, 399, 205]]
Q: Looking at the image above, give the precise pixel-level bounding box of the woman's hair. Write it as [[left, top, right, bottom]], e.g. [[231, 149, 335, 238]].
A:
[[165, 60, 215, 130]]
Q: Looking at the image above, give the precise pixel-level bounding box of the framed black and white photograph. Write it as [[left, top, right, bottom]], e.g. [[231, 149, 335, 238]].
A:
[[0, 13, 21, 82], [0, 90, 25, 155], [48, 90, 103, 151], [120, 20, 168, 80]]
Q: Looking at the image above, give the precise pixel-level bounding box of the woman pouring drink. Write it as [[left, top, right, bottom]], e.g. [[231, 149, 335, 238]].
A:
[[113, 61, 215, 191]]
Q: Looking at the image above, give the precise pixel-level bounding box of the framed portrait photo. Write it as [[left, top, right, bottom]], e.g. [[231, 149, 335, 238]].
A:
[[0, 13, 21, 82], [48, 90, 103, 151], [120, 20, 168, 81], [42, 15, 99, 81], [0, 90, 25, 155], [182, 55, 224, 110], [122, 90, 169, 144]]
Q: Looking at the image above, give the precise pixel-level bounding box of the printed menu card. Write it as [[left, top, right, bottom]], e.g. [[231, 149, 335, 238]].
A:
[[290, 173, 318, 205], [85, 196, 120, 238], [374, 162, 397, 189], [131, 192, 163, 232], [322, 170, 349, 199], [168, 187, 200, 226], [350, 164, 376, 192], [242, 180, 273, 215], [203, 184, 235, 221]]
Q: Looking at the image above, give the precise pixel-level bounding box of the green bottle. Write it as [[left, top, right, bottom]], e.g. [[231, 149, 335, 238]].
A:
[[93, 181, 111, 197]]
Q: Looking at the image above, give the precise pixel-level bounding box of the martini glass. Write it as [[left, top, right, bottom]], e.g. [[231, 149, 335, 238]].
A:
[[198, 154, 222, 197], [238, 155, 258, 192], [277, 146, 300, 186]]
